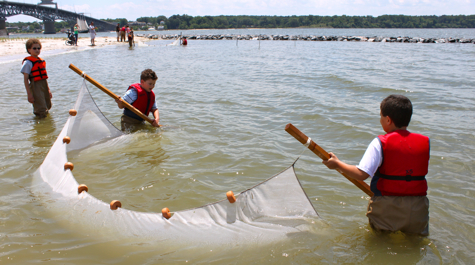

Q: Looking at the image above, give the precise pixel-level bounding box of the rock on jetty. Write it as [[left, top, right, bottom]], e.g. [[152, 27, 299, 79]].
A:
[[136, 33, 475, 44]]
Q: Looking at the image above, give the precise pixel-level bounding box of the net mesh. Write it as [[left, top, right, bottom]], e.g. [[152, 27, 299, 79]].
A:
[[169, 38, 180, 46], [32, 80, 319, 244]]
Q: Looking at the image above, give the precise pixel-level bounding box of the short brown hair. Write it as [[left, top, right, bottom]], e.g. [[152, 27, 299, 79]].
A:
[[26, 38, 42, 54], [140, 69, 158, 82], [380, 95, 412, 128]]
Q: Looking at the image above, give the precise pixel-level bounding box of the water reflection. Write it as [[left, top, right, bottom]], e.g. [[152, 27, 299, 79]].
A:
[[361, 231, 443, 264], [29, 116, 57, 149], [67, 129, 169, 212]]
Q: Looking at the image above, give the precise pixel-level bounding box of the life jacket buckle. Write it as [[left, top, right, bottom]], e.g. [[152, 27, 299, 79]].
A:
[[405, 175, 412, 182]]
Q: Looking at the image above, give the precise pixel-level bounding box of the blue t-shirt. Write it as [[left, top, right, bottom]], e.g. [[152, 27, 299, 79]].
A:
[[122, 88, 157, 110]]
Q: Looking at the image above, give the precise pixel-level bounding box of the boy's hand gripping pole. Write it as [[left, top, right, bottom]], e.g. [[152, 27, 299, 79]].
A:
[[69, 64, 155, 125], [285, 123, 374, 197]]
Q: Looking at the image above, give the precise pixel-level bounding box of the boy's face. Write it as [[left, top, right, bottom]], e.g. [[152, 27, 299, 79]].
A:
[[28, 44, 41, 57], [140, 79, 156, 92]]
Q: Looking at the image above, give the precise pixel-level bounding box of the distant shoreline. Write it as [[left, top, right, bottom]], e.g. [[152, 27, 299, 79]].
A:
[[135, 26, 475, 32], [140, 32, 475, 44], [130, 14, 475, 30], [4, 27, 473, 37]]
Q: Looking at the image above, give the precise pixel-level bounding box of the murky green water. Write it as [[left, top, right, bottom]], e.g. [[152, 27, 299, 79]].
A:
[[1, 29, 474, 264]]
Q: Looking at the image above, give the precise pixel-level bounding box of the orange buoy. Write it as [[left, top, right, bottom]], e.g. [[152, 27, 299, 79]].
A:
[[162, 207, 171, 219], [110, 200, 122, 210], [63, 136, 71, 144], [226, 191, 236, 203], [64, 162, 74, 171], [69, 109, 77, 116], [78, 184, 88, 194]]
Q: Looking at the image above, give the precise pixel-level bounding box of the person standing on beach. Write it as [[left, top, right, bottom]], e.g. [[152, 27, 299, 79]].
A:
[[126, 25, 131, 42], [20, 39, 52, 118], [89, 22, 97, 46], [116, 23, 120, 42], [73, 24, 79, 46], [120, 25, 126, 42]]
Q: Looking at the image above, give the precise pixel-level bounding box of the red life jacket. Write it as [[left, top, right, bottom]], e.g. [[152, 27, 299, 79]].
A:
[[371, 130, 430, 196], [121, 27, 126, 32], [182, 38, 187, 45], [23, 56, 48, 82], [123, 83, 155, 121]]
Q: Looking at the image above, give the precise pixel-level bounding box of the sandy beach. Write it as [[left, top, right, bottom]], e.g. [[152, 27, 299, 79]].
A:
[[0, 36, 149, 58]]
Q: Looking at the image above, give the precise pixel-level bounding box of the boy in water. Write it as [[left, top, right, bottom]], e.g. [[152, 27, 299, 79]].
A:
[[21, 38, 52, 118], [322, 95, 430, 235], [116, 69, 160, 131], [181, 36, 187, 45], [128, 29, 134, 47]]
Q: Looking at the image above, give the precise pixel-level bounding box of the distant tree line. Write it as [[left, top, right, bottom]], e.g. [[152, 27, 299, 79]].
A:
[[5, 14, 475, 34], [136, 15, 475, 29], [102, 18, 129, 27]]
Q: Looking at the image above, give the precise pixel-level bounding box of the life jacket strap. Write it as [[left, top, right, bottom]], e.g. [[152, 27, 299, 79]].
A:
[[378, 174, 426, 182]]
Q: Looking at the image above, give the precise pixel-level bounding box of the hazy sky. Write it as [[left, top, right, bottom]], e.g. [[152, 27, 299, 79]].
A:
[[6, 0, 475, 22]]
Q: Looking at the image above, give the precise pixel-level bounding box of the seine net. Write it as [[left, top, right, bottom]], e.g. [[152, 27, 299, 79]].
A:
[[32, 80, 319, 245], [169, 38, 180, 46]]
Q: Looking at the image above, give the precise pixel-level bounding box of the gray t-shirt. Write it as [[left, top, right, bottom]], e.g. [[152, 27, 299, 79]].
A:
[[20, 60, 33, 75]]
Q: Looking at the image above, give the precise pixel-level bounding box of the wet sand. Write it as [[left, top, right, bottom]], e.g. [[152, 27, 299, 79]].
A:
[[0, 36, 149, 59]]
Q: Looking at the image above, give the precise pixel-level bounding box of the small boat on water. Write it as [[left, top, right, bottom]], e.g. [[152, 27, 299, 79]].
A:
[[76, 16, 89, 33], [148, 27, 156, 30]]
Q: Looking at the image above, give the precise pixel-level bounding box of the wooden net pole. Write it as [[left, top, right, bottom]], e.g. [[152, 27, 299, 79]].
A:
[[285, 123, 374, 197]]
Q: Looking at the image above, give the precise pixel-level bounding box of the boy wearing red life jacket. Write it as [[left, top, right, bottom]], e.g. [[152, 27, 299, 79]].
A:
[[116, 69, 160, 131], [322, 95, 430, 235], [20, 38, 52, 118]]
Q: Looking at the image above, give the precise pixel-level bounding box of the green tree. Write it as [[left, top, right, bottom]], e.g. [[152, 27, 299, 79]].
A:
[[99, 14, 475, 30], [286, 16, 299, 27]]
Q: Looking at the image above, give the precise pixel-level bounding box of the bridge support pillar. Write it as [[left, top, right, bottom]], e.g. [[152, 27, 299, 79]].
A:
[[0, 18, 7, 37], [43, 20, 56, 34]]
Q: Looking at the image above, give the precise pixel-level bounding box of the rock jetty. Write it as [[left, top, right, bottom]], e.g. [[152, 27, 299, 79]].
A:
[[136, 33, 475, 44]]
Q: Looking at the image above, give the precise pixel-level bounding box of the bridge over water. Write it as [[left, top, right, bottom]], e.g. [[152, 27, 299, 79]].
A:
[[0, 0, 115, 36]]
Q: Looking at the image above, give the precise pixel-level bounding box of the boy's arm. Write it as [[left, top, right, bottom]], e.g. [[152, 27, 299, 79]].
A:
[[322, 152, 370, 181], [116, 88, 136, 109], [23, 73, 34, 103], [115, 97, 125, 109], [151, 109, 160, 127]]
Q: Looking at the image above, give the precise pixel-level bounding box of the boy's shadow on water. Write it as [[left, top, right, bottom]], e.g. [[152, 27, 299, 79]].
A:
[[19, 115, 57, 177], [29, 116, 57, 148], [361, 226, 443, 264]]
